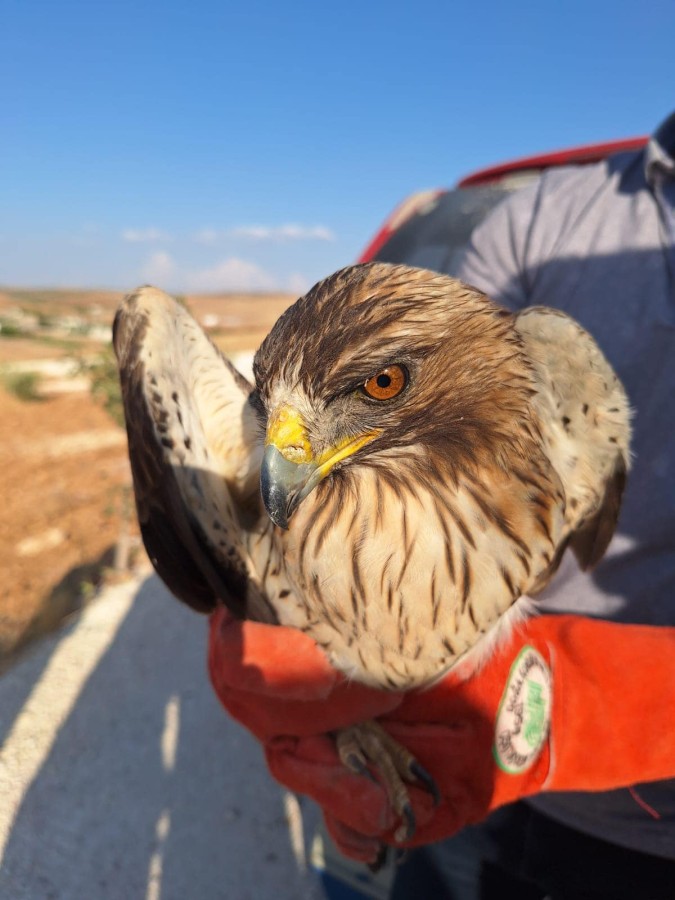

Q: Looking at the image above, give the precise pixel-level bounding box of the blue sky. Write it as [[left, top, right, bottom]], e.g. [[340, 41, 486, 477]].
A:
[[2, 0, 673, 294]]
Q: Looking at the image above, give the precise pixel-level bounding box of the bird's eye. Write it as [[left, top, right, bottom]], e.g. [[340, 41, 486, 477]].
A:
[[362, 364, 408, 401]]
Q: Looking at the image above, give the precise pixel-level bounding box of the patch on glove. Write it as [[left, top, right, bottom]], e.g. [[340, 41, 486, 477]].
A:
[[493, 646, 551, 774]]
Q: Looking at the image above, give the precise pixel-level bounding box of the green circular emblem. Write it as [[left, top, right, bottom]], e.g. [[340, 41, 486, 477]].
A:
[[493, 645, 551, 774]]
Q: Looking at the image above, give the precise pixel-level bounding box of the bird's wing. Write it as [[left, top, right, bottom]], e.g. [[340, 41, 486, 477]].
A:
[[113, 286, 276, 622], [514, 306, 630, 576]]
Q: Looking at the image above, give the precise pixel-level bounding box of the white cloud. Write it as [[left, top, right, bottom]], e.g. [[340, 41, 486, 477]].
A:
[[139, 252, 285, 293], [122, 227, 172, 243], [232, 224, 336, 242], [228, 225, 272, 240], [286, 272, 311, 295], [192, 224, 336, 244], [140, 251, 177, 284], [187, 257, 278, 292], [192, 228, 220, 245]]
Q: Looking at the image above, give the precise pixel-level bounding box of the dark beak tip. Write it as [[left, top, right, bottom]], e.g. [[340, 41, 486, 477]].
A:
[[271, 510, 290, 531], [260, 444, 308, 530], [260, 489, 290, 530]]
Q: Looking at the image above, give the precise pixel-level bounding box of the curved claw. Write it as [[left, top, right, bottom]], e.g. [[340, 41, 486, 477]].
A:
[[367, 844, 389, 873], [334, 721, 439, 846], [345, 752, 378, 784], [367, 844, 408, 873], [395, 803, 416, 842], [409, 760, 441, 807]]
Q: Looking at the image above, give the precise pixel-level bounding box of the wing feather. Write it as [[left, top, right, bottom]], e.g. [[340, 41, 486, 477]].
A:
[[514, 306, 631, 572], [113, 286, 275, 622]]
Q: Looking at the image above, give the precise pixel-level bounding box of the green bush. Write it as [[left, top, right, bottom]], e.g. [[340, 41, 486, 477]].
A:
[[2, 371, 43, 401], [0, 320, 25, 338], [85, 348, 124, 427]]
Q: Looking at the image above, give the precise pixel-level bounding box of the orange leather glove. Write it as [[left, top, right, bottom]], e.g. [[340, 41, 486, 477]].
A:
[[208, 609, 403, 738], [208, 609, 675, 863]]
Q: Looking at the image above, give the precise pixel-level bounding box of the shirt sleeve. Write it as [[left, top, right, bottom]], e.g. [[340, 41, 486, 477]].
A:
[[455, 180, 543, 312], [455, 161, 618, 313]]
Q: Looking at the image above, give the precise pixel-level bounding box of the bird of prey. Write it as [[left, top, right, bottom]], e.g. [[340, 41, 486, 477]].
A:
[[114, 262, 630, 836]]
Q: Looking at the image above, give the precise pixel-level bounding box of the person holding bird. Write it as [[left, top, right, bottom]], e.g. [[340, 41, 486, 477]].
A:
[[115, 111, 675, 899]]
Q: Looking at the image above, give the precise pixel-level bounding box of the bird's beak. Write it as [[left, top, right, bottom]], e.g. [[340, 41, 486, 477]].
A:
[[260, 404, 379, 529]]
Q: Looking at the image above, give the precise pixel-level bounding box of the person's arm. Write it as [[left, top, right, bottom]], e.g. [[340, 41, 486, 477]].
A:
[[209, 610, 675, 863], [454, 180, 539, 308], [457, 159, 607, 311]]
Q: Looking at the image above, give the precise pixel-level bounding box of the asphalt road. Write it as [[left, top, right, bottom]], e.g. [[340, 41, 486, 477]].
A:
[[0, 575, 327, 900]]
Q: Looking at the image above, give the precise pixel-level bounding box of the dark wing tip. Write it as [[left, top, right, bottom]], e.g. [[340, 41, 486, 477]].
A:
[[570, 455, 628, 570]]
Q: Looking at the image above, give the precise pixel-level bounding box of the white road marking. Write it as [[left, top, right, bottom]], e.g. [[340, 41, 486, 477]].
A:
[[145, 809, 172, 900], [0, 581, 136, 865], [283, 791, 307, 872], [161, 695, 180, 772]]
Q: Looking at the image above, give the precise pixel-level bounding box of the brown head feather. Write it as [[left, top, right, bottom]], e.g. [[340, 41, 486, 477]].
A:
[[254, 262, 541, 483]]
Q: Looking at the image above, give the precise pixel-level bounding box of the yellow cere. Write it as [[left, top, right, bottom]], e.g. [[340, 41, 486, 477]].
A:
[[266, 403, 381, 473], [265, 404, 314, 463]]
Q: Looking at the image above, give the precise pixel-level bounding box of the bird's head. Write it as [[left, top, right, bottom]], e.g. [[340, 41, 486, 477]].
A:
[[252, 262, 529, 529]]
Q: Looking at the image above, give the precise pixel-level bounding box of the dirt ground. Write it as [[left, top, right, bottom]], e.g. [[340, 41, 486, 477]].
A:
[[0, 288, 296, 667], [0, 387, 136, 664]]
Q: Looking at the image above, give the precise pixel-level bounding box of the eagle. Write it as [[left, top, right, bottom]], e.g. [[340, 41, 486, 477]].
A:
[[113, 262, 631, 838]]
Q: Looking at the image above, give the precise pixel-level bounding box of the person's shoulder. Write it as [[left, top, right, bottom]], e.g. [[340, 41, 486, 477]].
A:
[[465, 160, 615, 255], [456, 149, 646, 306], [459, 162, 613, 267], [529, 149, 642, 214]]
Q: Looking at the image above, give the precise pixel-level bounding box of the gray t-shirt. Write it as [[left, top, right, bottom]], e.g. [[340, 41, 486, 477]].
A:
[[456, 113, 675, 859]]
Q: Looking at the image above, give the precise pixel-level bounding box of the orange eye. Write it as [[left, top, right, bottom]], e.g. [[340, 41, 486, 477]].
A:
[[362, 364, 408, 401]]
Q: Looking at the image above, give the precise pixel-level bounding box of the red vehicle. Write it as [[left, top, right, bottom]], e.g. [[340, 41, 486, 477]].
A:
[[358, 138, 648, 273]]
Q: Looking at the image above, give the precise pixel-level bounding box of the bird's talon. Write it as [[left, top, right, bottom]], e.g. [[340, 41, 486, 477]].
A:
[[395, 802, 416, 841], [409, 760, 441, 807], [345, 752, 365, 773], [346, 753, 377, 783], [367, 844, 388, 873]]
